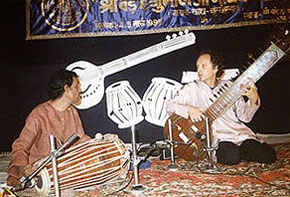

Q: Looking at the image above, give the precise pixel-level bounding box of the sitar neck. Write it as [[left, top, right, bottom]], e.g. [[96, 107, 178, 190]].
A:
[[205, 43, 285, 121], [101, 32, 196, 76]]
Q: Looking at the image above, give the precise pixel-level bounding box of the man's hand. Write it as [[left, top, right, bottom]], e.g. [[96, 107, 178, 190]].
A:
[[15, 164, 35, 178], [23, 164, 35, 177], [241, 79, 260, 105], [188, 106, 204, 122]]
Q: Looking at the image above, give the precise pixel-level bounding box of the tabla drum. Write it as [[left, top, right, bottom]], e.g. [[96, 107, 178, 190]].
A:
[[142, 77, 182, 127], [35, 134, 129, 196], [106, 81, 144, 129]]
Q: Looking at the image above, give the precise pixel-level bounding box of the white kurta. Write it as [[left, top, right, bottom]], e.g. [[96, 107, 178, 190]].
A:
[[166, 80, 260, 148]]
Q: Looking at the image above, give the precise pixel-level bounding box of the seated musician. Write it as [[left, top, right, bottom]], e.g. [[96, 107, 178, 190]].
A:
[[7, 69, 92, 187], [166, 50, 277, 165]]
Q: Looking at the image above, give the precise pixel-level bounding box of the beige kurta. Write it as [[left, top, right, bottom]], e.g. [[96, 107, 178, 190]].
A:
[[166, 80, 260, 148], [7, 101, 91, 184]]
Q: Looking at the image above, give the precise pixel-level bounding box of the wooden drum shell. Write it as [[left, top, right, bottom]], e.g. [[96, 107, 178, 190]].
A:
[[35, 135, 129, 196]]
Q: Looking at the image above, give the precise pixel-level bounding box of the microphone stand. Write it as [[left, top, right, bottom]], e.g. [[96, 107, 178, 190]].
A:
[[14, 133, 79, 191], [166, 119, 179, 171], [49, 135, 60, 197], [130, 125, 145, 192], [203, 117, 218, 173]]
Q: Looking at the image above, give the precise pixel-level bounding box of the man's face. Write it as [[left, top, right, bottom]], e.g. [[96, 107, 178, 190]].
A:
[[196, 54, 218, 83], [66, 77, 81, 105]]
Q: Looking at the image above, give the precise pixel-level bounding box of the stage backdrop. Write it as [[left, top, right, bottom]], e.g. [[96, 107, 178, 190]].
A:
[[0, 0, 289, 151], [26, 0, 290, 39]]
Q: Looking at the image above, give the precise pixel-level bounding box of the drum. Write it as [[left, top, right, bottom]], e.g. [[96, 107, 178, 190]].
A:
[[35, 134, 129, 196], [142, 77, 182, 127], [106, 81, 144, 129]]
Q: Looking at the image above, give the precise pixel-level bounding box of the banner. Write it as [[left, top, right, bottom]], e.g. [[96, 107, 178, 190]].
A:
[[26, 0, 290, 40]]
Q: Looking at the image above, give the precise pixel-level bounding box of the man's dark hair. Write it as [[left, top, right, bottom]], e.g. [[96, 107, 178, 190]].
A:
[[197, 50, 225, 78], [48, 69, 78, 100]]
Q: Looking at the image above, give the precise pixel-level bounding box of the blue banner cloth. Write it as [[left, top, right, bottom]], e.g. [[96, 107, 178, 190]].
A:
[[26, 0, 290, 40]]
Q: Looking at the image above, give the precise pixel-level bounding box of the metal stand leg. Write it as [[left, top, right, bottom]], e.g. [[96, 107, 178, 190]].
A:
[[49, 135, 61, 197], [167, 119, 179, 171], [203, 117, 218, 173], [130, 125, 146, 191]]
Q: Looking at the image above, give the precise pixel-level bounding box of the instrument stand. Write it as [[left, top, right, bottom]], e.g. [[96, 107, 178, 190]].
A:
[[49, 135, 60, 197], [129, 125, 146, 193], [166, 119, 179, 171], [202, 118, 219, 173]]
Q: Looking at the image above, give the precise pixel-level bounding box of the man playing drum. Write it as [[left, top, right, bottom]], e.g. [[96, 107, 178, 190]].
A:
[[7, 69, 91, 187], [166, 50, 277, 165]]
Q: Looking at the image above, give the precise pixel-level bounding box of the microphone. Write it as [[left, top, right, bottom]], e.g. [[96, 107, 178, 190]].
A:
[[57, 133, 79, 152], [14, 180, 30, 191]]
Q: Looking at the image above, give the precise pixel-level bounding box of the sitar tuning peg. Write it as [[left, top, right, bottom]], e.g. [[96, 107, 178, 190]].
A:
[[241, 65, 248, 72], [179, 31, 184, 36], [246, 58, 254, 66], [247, 53, 255, 61], [271, 34, 279, 43], [273, 35, 283, 44], [282, 42, 290, 53], [184, 29, 189, 34], [258, 47, 264, 53], [172, 33, 177, 39], [166, 35, 171, 40]]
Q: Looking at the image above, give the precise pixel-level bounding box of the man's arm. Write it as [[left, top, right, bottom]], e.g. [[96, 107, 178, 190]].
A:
[[166, 83, 203, 122], [7, 114, 38, 186], [235, 82, 260, 123]]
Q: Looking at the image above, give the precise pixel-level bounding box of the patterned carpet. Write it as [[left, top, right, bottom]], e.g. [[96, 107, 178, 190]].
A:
[[4, 143, 290, 196]]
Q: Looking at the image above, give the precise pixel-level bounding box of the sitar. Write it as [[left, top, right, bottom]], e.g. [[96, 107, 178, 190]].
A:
[[164, 30, 289, 161]]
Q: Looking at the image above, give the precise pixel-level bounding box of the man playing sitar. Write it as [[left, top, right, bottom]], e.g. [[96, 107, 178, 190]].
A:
[[166, 50, 277, 165]]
